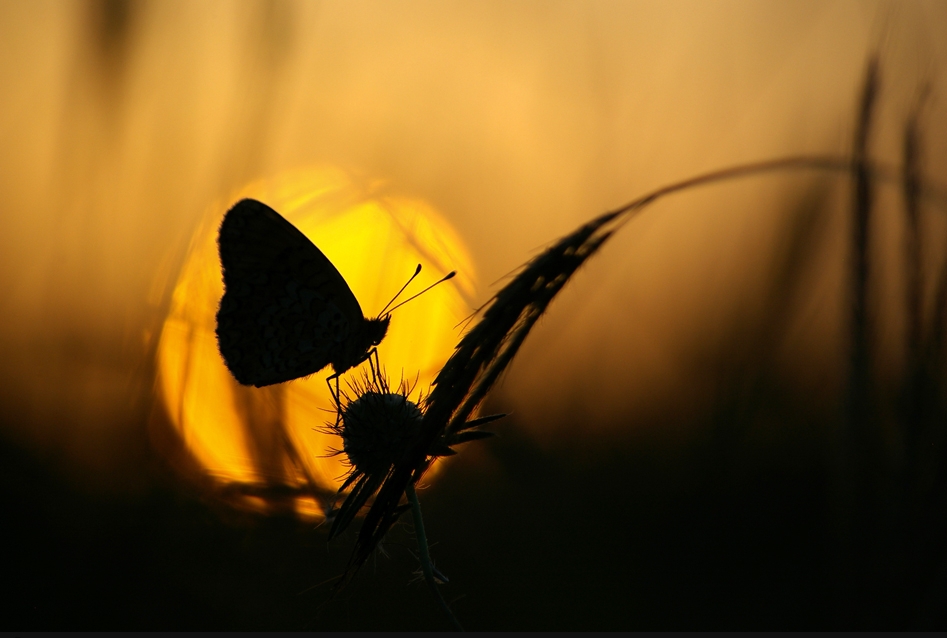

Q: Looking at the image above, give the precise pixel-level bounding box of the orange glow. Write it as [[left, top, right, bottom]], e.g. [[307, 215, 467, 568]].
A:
[[1, 1, 944, 490], [156, 166, 476, 518]]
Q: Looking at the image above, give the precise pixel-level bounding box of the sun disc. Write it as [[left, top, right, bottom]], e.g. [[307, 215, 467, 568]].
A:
[[155, 166, 476, 520]]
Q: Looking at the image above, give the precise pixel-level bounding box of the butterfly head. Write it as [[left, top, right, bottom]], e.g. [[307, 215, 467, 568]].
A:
[[330, 314, 390, 377], [368, 314, 391, 347]]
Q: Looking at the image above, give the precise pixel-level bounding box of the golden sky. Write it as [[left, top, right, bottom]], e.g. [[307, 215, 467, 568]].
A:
[[0, 0, 945, 492]]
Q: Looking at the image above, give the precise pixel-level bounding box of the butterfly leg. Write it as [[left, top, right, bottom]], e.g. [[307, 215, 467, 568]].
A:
[[326, 372, 343, 426], [366, 347, 381, 385]]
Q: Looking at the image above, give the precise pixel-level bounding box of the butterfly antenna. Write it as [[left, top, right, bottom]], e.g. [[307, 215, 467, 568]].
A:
[[383, 271, 457, 317], [378, 264, 422, 316]]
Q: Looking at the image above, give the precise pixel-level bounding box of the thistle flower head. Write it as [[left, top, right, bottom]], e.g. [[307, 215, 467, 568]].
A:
[[326, 369, 501, 542], [337, 377, 424, 477]]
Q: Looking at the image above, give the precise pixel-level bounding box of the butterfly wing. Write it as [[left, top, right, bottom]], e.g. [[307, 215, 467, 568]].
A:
[[216, 198, 366, 387]]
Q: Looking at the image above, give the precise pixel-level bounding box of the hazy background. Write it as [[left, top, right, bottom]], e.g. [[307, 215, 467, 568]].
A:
[[2, 0, 946, 629]]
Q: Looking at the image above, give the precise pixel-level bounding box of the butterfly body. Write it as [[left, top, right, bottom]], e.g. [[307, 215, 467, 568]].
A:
[[216, 198, 388, 387]]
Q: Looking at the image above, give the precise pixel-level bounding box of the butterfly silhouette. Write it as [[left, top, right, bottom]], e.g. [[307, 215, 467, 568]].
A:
[[215, 198, 390, 390]]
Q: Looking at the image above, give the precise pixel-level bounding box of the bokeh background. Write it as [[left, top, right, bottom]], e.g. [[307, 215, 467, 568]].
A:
[[2, 0, 947, 630]]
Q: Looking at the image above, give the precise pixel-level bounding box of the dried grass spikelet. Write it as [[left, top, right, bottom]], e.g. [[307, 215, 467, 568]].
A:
[[330, 206, 633, 582], [328, 58, 947, 584]]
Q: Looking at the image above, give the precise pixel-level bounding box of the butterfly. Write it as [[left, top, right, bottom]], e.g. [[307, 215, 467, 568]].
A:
[[215, 198, 390, 390]]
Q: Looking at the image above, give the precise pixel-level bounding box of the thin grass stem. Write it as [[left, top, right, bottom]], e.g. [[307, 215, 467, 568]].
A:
[[405, 482, 464, 632]]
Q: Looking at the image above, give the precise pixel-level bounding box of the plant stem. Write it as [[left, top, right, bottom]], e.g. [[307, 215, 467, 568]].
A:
[[405, 482, 464, 631]]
